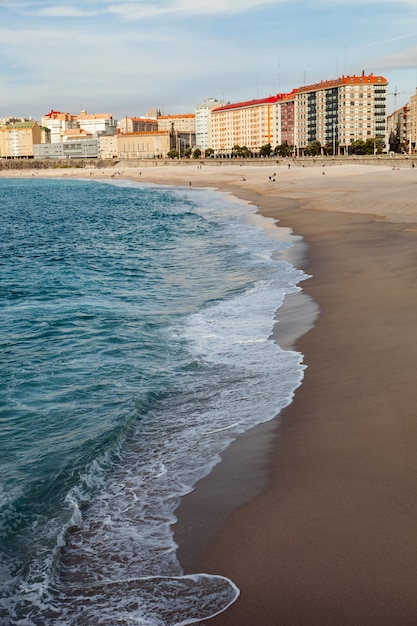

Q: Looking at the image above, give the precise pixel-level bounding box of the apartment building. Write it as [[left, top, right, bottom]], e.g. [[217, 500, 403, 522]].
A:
[[0, 121, 41, 158], [41, 110, 77, 143], [157, 114, 195, 133], [294, 72, 388, 154], [195, 98, 226, 151], [209, 73, 388, 155], [387, 105, 409, 153], [99, 134, 118, 159], [41, 109, 117, 142], [408, 88, 417, 153], [76, 110, 117, 136], [211, 94, 286, 154], [117, 117, 158, 134], [279, 94, 296, 147]]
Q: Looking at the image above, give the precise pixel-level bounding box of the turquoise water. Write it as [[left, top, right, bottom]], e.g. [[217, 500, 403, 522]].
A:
[[0, 177, 308, 624]]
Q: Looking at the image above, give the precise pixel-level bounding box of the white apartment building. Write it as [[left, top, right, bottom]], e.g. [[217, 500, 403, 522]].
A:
[[41, 110, 77, 143], [76, 110, 117, 136], [195, 98, 226, 151], [41, 109, 117, 142]]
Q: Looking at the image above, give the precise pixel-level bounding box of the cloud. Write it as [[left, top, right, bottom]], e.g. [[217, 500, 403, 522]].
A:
[[314, 0, 415, 4], [375, 45, 417, 70], [4, 0, 284, 21], [30, 6, 96, 17]]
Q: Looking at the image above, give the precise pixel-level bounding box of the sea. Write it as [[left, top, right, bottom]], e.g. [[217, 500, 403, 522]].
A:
[[0, 176, 310, 625]]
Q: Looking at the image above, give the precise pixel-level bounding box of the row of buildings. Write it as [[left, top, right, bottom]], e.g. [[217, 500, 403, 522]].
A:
[[1, 72, 417, 159]]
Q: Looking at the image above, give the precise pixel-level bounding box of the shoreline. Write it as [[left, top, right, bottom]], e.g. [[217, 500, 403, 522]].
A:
[[3, 164, 417, 623], [179, 170, 417, 624]]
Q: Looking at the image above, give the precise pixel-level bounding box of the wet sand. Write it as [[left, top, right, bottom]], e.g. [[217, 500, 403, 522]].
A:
[[4, 162, 417, 624]]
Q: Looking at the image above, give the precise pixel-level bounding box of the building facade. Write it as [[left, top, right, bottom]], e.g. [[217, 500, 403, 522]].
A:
[[157, 114, 195, 133], [34, 139, 99, 159], [211, 95, 287, 154], [408, 88, 417, 153], [117, 117, 158, 134], [41, 110, 77, 143], [387, 105, 410, 153], [99, 134, 119, 159], [293, 73, 388, 154], [209, 73, 388, 155], [116, 131, 174, 158], [195, 98, 226, 152], [0, 121, 41, 158], [75, 110, 117, 136], [41, 109, 117, 142]]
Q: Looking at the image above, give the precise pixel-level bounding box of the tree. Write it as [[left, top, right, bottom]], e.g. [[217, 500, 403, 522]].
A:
[[374, 137, 385, 154], [167, 149, 179, 159], [364, 137, 384, 155], [259, 143, 272, 157], [349, 140, 366, 155], [192, 148, 201, 159], [304, 140, 322, 156], [274, 142, 292, 157], [231, 145, 253, 158], [205, 148, 214, 157], [325, 141, 339, 156]]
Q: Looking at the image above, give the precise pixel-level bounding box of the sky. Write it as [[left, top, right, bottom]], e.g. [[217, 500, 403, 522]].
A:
[[1, 0, 417, 121]]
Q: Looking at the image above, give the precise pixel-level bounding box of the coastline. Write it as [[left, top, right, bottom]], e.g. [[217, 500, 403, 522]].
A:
[[177, 168, 417, 624], [3, 163, 417, 623]]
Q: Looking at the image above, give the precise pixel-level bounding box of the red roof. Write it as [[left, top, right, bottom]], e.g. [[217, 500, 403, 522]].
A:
[[212, 94, 289, 113]]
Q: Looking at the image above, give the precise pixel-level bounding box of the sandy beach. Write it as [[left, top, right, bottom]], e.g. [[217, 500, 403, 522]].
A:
[[3, 161, 417, 624]]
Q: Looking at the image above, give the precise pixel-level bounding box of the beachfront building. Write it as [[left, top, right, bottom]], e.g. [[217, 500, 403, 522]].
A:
[[157, 114, 195, 133], [294, 72, 388, 155], [387, 105, 410, 153], [408, 88, 417, 153], [116, 131, 174, 159], [63, 128, 93, 142], [156, 114, 196, 155], [41, 110, 77, 143], [34, 139, 99, 159], [279, 95, 296, 148], [99, 134, 118, 159], [41, 109, 117, 142], [75, 110, 117, 137], [209, 73, 388, 156], [0, 121, 41, 158], [117, 117, 158, 134], [210, 94, 287, 155], [195, 98, 226, 153]]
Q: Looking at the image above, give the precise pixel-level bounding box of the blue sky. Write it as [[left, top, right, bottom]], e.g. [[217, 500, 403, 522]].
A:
[[1, 0, 416, 121]]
